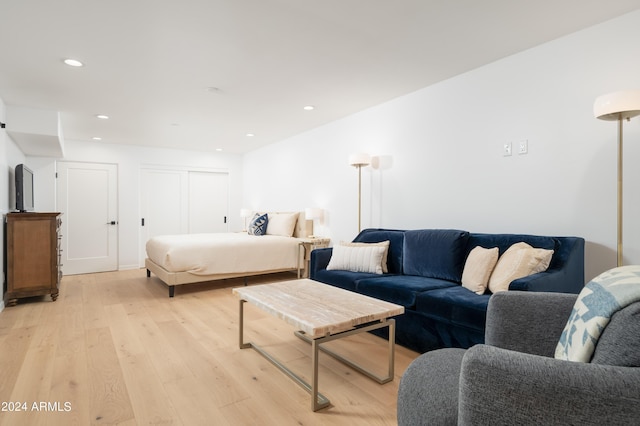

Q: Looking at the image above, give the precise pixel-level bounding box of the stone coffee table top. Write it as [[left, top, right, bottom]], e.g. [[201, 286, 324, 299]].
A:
[[233, 278, 405, 338]]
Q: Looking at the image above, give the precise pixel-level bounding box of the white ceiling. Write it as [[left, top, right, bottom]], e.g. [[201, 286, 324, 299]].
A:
[[2, 0, 640, 154]]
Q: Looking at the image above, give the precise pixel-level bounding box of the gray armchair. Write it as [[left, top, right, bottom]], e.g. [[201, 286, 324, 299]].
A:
[[397, 291, 640, 425]]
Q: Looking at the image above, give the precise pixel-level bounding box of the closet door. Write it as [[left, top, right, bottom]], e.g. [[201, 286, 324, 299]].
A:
[[188, 171, 229, 233], [139, 168, 229, 266]]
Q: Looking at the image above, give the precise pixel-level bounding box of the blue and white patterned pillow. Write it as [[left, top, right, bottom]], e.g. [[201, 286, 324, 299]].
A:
[[555, 265, 640, 362], [248, 213, 268, 235]]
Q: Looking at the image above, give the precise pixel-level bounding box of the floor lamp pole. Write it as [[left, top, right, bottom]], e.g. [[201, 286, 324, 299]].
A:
[[349, 153, 371, 234], [617, 117, 624, 267], [357, 164, 363, 233]]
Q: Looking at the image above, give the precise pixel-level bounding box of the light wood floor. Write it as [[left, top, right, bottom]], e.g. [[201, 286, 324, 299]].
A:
[[0, 269, 419, 425]]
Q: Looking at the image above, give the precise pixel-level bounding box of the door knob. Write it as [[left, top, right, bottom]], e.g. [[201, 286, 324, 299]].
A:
[[107, 221, 118, 225]]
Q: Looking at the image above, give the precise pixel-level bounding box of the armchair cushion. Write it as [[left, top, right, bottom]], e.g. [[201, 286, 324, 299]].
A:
[[485, 291, 576, 357]]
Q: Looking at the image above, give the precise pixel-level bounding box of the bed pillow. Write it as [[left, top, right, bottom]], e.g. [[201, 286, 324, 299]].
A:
[[461, 246, 499, 295], [326, 244, 386, 274], [247, 213, 268, 236], [266, 212, 299, 237], [342, 240, 390, 273], [488, 242, 554, 293]]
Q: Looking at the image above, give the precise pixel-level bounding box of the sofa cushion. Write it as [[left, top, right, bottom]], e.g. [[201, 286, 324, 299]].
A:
[[356, 275, 458, 308], [403, 229, 470, 282], [415, 286, 491, 332], [467, 233, 556, 257], [312, 269, 382, 292], [353, 229, 405, 274]]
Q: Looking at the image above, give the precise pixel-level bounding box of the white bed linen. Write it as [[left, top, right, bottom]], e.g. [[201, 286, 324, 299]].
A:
[[146, 233, 301, 275]]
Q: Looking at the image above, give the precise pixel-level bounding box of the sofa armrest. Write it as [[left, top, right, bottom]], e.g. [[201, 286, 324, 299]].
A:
[[510, 269, 578, 293], [485, 291, 577, 357], [459, 345, 640, 426], [509, 236, 585, 294], [309, 247, 332, 280]]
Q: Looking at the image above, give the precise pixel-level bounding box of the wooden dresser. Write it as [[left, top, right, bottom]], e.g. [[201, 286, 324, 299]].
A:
[[4, 212, 62, 306]]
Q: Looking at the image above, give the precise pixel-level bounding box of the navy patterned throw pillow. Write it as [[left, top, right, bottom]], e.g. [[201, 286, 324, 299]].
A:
[[248, 213, 268, 235]]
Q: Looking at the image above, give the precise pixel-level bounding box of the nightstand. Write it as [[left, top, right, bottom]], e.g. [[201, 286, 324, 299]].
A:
[[298, 237, 331, 278]]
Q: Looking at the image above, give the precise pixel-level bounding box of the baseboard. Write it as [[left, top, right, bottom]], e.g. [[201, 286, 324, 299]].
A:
[[119, 264, 141, 271]]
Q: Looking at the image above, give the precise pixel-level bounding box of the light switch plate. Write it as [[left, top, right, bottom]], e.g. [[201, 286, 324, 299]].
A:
[[518, 140, 528, 155]]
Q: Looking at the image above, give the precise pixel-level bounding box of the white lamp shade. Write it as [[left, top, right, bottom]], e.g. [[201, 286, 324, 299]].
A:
[[240, 208, 252, 218], [305, 207, 323, 220], [594, 90, 640, 121], [349, 152, 371, 167]]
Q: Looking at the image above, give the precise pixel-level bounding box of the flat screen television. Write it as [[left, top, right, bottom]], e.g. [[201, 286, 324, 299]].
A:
[[15, 164, 35, 212]]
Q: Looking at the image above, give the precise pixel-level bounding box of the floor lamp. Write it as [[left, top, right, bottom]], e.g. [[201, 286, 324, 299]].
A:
[[349, 153, 370, 233], [594, 89, 640, 267]]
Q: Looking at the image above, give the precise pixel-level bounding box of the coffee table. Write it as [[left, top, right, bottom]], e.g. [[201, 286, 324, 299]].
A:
[[233, 279, 404, 411]]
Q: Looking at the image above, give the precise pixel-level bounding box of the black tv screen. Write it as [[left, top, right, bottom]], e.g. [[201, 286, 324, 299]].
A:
[[15, 164, 34, 212]]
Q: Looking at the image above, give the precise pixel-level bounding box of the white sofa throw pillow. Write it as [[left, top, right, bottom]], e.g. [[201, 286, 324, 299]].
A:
[[341, 240, 390, 273], [488, 242, 554, 293], [326, 244, 386, 274], [461, 246, 499, 295]]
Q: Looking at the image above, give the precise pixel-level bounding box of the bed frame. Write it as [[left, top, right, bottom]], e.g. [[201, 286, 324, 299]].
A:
[[145, 212, 313, 297]]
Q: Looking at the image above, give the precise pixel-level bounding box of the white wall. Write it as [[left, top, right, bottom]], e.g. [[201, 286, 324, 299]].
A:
[[243, 10, 640, 282], [1, 97, 27, 311], [27, 140, 244, 271]]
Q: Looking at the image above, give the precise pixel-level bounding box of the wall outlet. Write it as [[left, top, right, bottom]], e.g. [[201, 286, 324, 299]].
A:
[[518, 140, 528, 155], [503, 142, 512, 156]]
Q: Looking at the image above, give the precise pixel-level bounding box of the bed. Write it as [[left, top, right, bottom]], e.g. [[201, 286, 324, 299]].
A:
[[145, 211, 313, 297]]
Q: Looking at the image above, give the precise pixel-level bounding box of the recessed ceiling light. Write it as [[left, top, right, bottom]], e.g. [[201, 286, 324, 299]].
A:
[[92, 137, 102, 141], [96, 114, 109, 120], [303, 105, 315, 111], [246, 133, 255, 137], [64, 58, 84, 67], [216, 148, 223, 152]]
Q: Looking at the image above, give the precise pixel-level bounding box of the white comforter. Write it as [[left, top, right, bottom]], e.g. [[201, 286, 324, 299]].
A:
[[146, 233, 301, 275]]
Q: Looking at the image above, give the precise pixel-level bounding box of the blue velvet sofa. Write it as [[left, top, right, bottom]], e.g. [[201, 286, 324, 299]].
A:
[[309, 228, 585, 353]]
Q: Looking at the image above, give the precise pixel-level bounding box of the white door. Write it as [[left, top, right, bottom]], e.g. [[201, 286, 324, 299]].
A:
[[139, 168, 229, 266], [57, 162, 118, 275], [188, 171, 229, 233], [139, 169, 187, 265]]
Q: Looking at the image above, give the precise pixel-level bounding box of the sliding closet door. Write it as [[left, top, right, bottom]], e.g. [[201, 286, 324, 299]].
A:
[[188, 171, 229, 233], [139, 167, 229, 266]]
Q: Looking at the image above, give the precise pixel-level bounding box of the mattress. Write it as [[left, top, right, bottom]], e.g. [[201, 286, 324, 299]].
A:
[[145, 232, 301, 275]]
